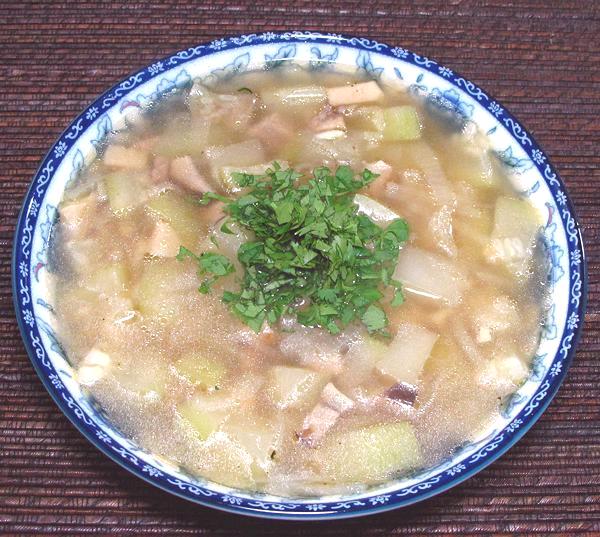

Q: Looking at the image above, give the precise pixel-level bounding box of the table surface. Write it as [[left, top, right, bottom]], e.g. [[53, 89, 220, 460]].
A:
[[1, 1, 599, 535]]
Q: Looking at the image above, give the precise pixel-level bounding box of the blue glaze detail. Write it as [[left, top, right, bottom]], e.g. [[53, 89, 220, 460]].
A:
[[356, 50, 384, 78], [309, 46, 339, 70], [265, 44, 297, 69]]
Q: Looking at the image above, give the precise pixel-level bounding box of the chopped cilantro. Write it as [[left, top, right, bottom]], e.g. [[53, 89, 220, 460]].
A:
[[177, 246, 234, 294], [181, 164, 409, 335], [361, 304, 387, 332]]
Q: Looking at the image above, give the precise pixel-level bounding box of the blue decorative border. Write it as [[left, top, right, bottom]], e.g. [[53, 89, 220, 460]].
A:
[[12, 32, 587, 520]]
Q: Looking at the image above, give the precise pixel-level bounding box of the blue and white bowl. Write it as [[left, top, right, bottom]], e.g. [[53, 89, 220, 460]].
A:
[[12, 32, 587, 519]]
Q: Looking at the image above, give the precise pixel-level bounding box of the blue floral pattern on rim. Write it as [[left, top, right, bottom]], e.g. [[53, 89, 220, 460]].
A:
[[12, 32, 587, 520]]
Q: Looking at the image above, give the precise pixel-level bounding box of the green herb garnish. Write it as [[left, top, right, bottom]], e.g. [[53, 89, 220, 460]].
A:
[[182, 164, 409, 335], [176, 246, 235, 294]]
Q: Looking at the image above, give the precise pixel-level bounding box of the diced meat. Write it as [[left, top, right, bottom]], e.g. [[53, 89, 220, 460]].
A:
[[299, 403, 340, 447], [170, 156, 211, 193], [385, 382, 417, 405], [248, 113, 294, 152], [204, 200, 226, 225], [326, 81, 384, 106], [258, 324, 280, 348], [150, 155, 170, 184], [351, 390, 416, 421], [59, 193, 95, 239], [299, 383, 354, 446], [321, 383, 354, 413], [309, 107, 346, 133], [146, 221, 180, 258], [104, 145, 148, 171], [364, 160, 393, 197]]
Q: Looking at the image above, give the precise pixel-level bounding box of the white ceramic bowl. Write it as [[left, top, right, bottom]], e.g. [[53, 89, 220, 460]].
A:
[[13, 32, 586, 519]]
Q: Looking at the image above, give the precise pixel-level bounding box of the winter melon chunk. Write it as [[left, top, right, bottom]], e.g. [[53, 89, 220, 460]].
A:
[[178, 399, 227, 440], [376, 323, 439, 386], [485, 196, 543, 274], [175, 355, 226, 390], [491, 196, 542, 244], [146, 190, 207, 249], [133, 258, 196, 319], [267, 366, 325, 410], [113, 361, 168, 398], [84, 263, 129, 296], [383, 106, 422, 141], [318, 422, 421, 482], [104, 171, 146, 214]]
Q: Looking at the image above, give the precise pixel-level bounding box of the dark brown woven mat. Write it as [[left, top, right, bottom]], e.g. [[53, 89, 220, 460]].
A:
[[1, 1, 599, 535]]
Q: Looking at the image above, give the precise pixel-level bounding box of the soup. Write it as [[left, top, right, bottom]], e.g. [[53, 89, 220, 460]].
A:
[[51, 65, 548, 496]]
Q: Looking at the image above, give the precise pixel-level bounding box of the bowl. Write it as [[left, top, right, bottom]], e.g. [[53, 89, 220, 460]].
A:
[[12, 31, 587, 519]]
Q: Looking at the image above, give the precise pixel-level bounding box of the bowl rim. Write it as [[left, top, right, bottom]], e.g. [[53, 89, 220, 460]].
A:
[[12, 31, 588, 520]]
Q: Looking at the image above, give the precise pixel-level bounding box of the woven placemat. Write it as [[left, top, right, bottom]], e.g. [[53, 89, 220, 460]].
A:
[[1, 1, 598, 534]]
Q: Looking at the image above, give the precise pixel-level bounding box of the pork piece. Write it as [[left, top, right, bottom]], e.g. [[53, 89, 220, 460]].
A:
[[104, 145, 148, 171], [309, 106, 346, 133], [150, 155, 170, 184], [203, 201, 226, 226], [299, 403, 340, 447], [326, 81, 384, 106], [352, 390, 416, 421], [59, 193, 96, 240], [321, 382, 354, 413], [299, 383, 354, 446], [248, 113, 294, 152], [170, 156, 211, 193], [385, 382, 418, 405], [364, 159, 393, 186]]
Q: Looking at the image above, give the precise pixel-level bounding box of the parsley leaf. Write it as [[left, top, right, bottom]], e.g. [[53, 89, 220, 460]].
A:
[[179, 165, 409, 335], [361, 304, 388, 333]]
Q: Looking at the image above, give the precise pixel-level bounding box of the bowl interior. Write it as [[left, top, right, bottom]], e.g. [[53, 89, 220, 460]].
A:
[[13, 32, 586, 519]]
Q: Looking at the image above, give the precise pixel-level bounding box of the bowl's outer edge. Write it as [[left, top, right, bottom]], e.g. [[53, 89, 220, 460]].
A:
[[11, 31, 588, 520]]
